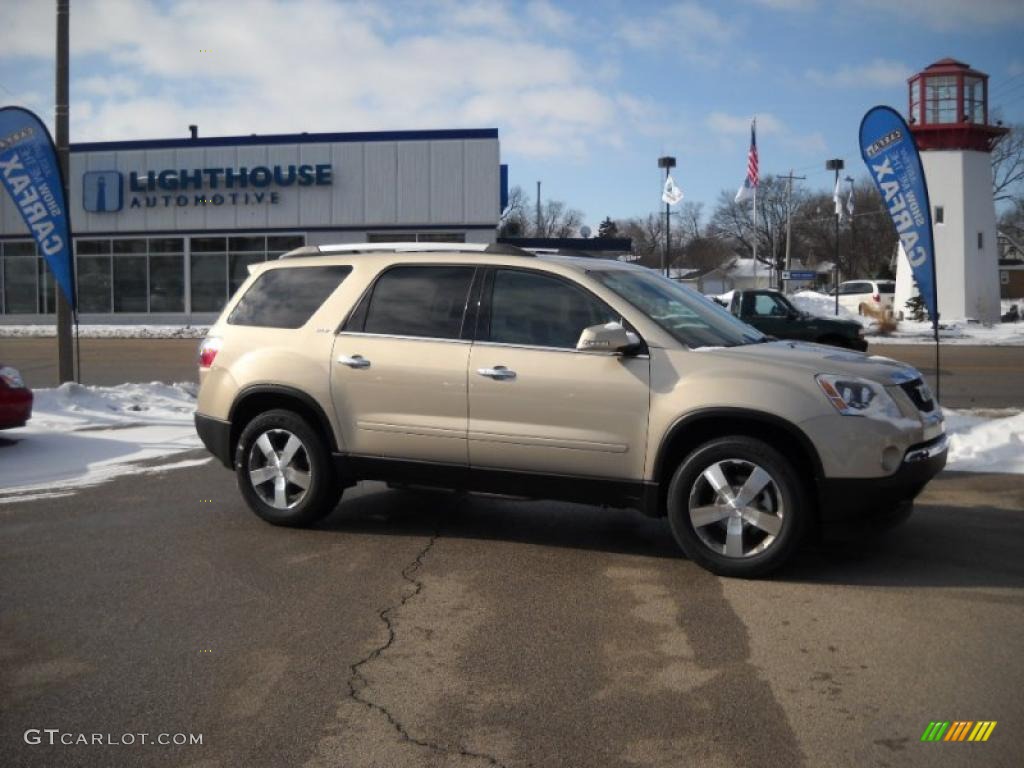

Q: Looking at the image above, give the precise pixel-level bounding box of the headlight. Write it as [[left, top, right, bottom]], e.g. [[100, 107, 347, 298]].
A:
[[816, 374, 901, 419]]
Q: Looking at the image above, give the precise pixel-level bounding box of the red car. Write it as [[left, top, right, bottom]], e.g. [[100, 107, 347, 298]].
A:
[[0, 365, 32, 429]]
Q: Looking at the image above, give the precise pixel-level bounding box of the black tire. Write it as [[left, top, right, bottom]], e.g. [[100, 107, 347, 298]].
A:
[[666, 436, 808, 578], [235, 409, 340, 527]]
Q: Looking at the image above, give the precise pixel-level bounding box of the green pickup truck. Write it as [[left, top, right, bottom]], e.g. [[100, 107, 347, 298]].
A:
[[727, 289, 868, 351]]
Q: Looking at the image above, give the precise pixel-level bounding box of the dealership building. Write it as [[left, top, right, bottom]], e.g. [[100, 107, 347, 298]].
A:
[[0, 128, 505, 324]]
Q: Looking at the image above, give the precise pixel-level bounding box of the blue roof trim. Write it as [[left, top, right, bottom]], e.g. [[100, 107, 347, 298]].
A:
[[70, 128, 499, 153]]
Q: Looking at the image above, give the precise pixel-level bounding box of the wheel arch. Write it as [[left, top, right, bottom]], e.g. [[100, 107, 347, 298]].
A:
[[228, 385, 340, 463], [654, 408, 824, 514]]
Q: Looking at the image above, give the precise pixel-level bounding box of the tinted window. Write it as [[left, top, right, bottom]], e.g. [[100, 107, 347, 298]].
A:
[[362, 266, 474, 339], [877, 282, 895, 293], [488, 269, 618, 349], [228, 266, 351, 328]]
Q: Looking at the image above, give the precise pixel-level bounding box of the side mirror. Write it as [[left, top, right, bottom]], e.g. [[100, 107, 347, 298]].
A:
[[576, 323, 641, 355]]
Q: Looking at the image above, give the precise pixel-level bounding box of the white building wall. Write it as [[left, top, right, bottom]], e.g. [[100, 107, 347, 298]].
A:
[[918, 149, 1000, 323], [0, 135, 501, 236]]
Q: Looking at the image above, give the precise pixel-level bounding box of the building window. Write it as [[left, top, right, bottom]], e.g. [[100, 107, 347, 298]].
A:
[[366, 232, 466, 243], [935, 206, 944, 224], [2, 240, 37, 313], [978, 232, 984, 250], [963, 76, 984, 124]]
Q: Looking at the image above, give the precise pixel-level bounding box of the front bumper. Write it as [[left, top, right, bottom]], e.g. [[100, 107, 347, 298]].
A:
[[818, 433, 947, 529], [195, 413, 233, 468]]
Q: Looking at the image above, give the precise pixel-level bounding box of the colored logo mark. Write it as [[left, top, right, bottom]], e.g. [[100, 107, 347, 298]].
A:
[[82, 170, 123, 212], [921, 721, 996, 742]]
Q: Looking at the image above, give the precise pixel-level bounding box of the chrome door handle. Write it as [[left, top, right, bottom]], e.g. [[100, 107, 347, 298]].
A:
[[477, 366, 516, 380], [337, 354, 371, 369]]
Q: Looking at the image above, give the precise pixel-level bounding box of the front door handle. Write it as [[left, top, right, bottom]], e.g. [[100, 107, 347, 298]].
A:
[[337, 354, 371, 369], [477, 365, 516, 380]]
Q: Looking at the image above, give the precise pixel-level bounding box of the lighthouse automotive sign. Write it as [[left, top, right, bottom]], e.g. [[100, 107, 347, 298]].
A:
[[82, 163, 334, 213]]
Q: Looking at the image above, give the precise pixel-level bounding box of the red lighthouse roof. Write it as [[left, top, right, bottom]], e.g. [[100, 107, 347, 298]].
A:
[[908, 58, 1007, 152]]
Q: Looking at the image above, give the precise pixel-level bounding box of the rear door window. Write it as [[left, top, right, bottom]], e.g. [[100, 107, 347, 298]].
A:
[[359, 265, 475, 339], [877, 281, 896, 294], [227, 265, 352, 328]]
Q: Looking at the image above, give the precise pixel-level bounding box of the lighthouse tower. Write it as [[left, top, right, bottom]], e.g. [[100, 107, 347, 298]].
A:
[[896, 58, 1007, 324]]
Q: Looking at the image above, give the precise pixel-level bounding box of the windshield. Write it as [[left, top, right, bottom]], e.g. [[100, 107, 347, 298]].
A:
[[589, 269, 766, 348]]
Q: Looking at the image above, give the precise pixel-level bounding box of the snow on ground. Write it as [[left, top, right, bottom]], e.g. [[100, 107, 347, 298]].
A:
[[0, 382, 1021, 508], [0, 325, 208, 339], [790, 290, 1024, 346], [944, 408, 1024, 474], [0, 382, 206, 504]]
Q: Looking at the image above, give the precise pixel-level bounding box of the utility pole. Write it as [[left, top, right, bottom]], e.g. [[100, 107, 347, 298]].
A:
[[55, 0, 75, 382], [826, 158, 844, 316], [536, 180, 541, 237], [657, 156, 676, 277], [781, 169, 806, 289]]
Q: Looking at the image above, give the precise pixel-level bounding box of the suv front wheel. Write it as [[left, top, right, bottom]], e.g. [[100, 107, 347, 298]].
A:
[[666, 437, 808, 578], [235, 409, 341, 527]]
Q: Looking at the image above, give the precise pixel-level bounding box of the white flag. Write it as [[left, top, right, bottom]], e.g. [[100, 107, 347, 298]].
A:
[[735, 178, 754, 203], [845, 176, 855, 217], [662, 174, 684, 205], [833, 176, 844, 221]]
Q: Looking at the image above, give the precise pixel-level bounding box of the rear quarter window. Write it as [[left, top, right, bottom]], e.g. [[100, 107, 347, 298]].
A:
[[877, 282, 896, 293], [227, 265, 352, 328]]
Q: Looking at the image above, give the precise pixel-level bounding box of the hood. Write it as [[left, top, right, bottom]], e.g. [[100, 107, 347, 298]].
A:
[[690, 340, 920, 384]]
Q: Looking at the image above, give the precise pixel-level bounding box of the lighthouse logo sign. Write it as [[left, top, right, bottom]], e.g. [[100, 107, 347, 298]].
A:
[[83, 170, 123, 212]]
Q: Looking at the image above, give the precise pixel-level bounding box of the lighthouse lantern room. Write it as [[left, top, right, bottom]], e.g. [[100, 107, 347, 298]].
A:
[[897, 58, 1007, 324]]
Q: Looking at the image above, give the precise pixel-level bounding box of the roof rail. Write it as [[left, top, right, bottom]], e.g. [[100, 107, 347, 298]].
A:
[[279, 242, 533, 259]]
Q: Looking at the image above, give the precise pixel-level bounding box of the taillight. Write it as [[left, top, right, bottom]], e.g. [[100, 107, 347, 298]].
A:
[[198, 336, 222, 369], [872, 293, 880, 302]]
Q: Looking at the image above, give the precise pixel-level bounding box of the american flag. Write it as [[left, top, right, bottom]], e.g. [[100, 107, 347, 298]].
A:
[[734, 119, 759, 203], [746, 120, 759, 188]]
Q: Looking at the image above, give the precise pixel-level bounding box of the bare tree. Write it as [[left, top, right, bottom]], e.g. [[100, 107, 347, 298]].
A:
[[992, 124, 1024, 204], [708, 175, 798, 274], [497, 185, 585, 238]]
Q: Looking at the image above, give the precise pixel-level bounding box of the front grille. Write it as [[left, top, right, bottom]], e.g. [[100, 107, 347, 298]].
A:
[[899, 378, 935, 412]]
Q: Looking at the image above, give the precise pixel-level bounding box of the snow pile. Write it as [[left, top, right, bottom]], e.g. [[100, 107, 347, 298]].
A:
[[0, 325, 209, 339], [790, 290, 1024, 346], [0, 382, 205, 503], [944, 408, 1024, 474]]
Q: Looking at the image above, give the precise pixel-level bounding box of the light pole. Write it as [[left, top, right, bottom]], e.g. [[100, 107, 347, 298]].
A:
[[826, 158, 844, 316], [657, 156, 675, 277]]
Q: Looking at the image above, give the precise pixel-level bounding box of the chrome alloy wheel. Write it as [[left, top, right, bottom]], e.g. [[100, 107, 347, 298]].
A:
[[247, 428, 312, 510], [688, 459, 785, 559]]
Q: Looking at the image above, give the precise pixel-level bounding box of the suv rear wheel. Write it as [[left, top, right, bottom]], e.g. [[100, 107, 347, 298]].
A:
[[235, 409, 340, 526], [666, 437, 808, 578]]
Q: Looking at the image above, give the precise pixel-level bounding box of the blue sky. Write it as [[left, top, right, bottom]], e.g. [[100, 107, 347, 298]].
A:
[[2, 0, 1022, 229]]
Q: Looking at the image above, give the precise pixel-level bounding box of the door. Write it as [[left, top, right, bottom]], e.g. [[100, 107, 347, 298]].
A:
[[331, 265, 475, 465], [468, 268, 651, 480], [743, 292, 807, 340]]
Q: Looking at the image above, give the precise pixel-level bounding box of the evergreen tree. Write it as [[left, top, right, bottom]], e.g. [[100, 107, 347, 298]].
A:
[[597, 216, 619, 239]]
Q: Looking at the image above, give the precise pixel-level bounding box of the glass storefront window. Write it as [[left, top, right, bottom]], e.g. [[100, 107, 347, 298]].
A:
[[38, 260, 57, 315], [77, 256, 112, 313], [150, 238, 184, 253], [149, 254, 184, 312], [229, 253, 265, 295], [191, 253, 227, 312], [3, 258, 37, 314], [113, 238, 147, 255], [113, 255, 148, 312], [267, 235, 305, 256], [192, 237, 227, 253], [76, 239, 111, 255], [229, 236, 265, 252]]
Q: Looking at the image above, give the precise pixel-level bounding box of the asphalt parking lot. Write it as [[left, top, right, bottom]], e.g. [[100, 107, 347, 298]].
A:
[[2, 337, 1023, 767], [1, 459, 1023, 767]]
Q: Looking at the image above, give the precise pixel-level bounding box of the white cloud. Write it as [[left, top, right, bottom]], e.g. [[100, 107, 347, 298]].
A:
[[0, 0, 650, 160], [620, 2, 734, 63], [707, 112, 785, 136], [705, 111, 826, 157], [806, 59, 912, 88]]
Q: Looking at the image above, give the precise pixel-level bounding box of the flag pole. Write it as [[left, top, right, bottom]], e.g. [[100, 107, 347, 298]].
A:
[[751, 118, 758, 285]]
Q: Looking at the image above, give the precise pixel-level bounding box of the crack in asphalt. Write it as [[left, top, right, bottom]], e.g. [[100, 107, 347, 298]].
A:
[[346, 508, 510, 768]]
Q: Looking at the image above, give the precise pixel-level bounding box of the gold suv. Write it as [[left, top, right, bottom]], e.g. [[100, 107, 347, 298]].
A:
[[195, 243, 946, 577]]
